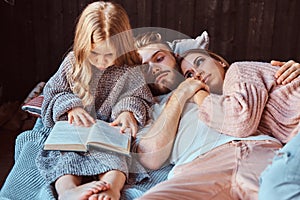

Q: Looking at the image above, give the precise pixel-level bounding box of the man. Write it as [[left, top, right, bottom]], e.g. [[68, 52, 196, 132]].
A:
[[133, 31, 300, 199]]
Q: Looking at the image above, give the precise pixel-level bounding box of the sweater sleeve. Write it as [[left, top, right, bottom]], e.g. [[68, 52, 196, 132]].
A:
[[198, 62, 269, 137], [111, 65, 154, 126], [41, 52, 83, 127]]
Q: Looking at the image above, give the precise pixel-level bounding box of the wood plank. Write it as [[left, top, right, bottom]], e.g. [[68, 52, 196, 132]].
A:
[[217, 0, 236, 60], [272, 0, 289, 60], [0, 1, 16, 103], [176, 0, 195, 37], [260, 0, 276, 61], [232, 0, 250, 61], [282, 0, 298, 60], [193, 0, 209, 39], [11, 0, 36, 101], [32, 0, 50, 81], [62, 0, 78, 54], [48, 0, 64, 78], [246, 0, 264, 60], [136, 0, 152, 27], [293, 1, 300, 61]]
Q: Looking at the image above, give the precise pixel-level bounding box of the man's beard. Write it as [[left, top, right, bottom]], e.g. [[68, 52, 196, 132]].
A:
[[147, 74, 184, 96], [147, 83, 172, 96]]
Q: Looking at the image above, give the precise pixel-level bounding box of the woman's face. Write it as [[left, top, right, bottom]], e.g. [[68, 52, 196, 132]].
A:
[[180, 52, 226, 94], [88, 41, 117, 70]]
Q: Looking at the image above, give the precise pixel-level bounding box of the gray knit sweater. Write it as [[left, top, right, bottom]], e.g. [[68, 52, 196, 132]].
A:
[[41, 51, 154, 128]]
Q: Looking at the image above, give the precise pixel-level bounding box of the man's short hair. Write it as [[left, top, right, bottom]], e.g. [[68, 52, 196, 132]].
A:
[[134, 32, 172, 51]]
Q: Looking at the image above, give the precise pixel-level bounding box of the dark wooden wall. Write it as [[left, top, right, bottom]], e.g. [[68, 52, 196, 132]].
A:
[[1, 0, 300, 104]]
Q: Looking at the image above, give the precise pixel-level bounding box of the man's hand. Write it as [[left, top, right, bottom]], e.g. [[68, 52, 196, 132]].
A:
[[271, 60, 300, 84]]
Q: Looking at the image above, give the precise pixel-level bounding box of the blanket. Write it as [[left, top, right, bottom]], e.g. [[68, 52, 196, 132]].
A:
[[0, 118, 173, 200]]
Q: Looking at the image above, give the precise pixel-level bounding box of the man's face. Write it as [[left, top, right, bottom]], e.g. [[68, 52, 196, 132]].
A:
[[181, 52, 226, 95], [137, 43, 184, 95]]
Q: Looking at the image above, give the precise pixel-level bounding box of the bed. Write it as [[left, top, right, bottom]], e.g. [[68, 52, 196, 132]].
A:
[[0, 117, 173, 199]]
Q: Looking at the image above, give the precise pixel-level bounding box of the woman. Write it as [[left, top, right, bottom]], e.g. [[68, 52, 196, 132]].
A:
[[180, 49, 300, 144]]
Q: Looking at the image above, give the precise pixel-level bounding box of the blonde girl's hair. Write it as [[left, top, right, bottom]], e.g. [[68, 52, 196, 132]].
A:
[[68, 1, 141, 106]]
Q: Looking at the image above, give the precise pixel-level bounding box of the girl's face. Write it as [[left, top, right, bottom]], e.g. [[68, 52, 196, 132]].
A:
[[88, 41, 117, 70], [180, 52, 226, 94]]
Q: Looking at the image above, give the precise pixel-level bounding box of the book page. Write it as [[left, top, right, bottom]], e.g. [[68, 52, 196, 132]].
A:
[[44, 121, 91, 151], [87, 120, 131, 153]]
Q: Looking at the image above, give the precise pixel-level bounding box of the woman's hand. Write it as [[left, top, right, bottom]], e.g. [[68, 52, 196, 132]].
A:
[[110, 111, 138, 138], [174, 78, 209, 103], [193, 90, 210, 106], [67, 107, 96, 127], [272, 60, 300, 84]]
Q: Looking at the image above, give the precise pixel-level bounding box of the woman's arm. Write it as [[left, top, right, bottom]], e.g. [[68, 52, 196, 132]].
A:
[[198, 62, 269, 137]]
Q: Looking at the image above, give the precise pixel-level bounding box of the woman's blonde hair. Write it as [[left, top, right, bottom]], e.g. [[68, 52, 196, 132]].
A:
[[68, 1, 141, 106]]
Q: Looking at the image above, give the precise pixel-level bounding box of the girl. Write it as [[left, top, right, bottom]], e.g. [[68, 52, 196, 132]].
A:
[[180, 49, 300, 144], [36, 1, 153, 200]]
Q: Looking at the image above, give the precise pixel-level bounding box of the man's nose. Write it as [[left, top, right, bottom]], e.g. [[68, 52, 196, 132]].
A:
[[150, 63, 161, 75]]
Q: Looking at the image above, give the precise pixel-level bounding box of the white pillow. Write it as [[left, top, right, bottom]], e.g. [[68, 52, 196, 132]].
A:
[[167, 31, 209, 55]]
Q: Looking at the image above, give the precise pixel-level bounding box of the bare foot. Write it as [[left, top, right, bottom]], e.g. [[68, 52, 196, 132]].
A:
[[58, 180, 110, 200], [88, 188, 121, 200]]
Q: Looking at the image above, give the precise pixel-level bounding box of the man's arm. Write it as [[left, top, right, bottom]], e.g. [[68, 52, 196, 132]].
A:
[[136, 78, 204, 170]]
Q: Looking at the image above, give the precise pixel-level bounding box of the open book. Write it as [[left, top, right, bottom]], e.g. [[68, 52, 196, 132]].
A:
[[44, 120, 131, 155]]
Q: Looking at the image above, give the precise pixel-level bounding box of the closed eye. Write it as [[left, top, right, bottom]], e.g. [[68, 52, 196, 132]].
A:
[[105, 53, 113, 57], [90, 51, 98, 55], [155, 55, 164, 63]]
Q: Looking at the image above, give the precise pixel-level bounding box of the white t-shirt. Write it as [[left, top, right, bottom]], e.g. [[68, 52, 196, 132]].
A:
[[136, 94, 281, 179]]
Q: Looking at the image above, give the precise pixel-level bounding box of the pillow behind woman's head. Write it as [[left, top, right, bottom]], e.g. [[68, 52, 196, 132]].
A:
[[167, 31, 209, 55]]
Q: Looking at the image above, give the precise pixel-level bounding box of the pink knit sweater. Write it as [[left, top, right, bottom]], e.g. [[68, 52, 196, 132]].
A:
[[199, 61, 300, 143]]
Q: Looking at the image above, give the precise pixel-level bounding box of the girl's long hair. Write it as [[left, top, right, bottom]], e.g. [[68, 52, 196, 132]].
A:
[[68, 1, 141, 106]]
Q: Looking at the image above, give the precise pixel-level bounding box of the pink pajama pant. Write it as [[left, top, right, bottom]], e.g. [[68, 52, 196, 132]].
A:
[[137, 140, 282, 200]]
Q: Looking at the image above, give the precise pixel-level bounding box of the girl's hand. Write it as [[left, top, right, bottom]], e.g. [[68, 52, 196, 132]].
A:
[[67, 107, 96, 127], [271, 60, 300, 84], [110, 111, 138, 138]]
